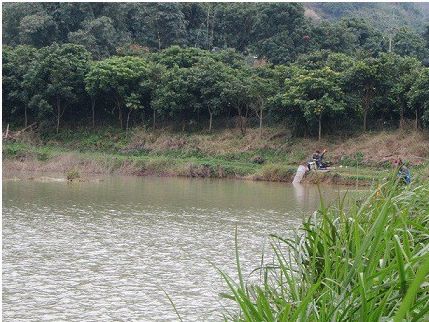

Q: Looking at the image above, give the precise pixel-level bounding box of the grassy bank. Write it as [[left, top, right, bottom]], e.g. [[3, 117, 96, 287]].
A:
[[220, 179, 429, 321], [3, 126, 429, 184]]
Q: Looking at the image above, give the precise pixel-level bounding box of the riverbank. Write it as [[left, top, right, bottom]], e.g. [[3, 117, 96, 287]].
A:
[[3, 127, 429, 185]]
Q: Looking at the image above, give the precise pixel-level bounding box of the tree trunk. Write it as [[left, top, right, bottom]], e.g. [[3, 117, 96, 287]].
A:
[[91, 97, 96, 128], [399, 106, 404, 130], [126, 109, 132, 134], [158, 32, 161, 50], [118, 107, 123, 129], [181, 118, 186, 132], [211, 6, 215, 48], [388, 33, 393, 53], [363, 109, 367, 132], [362, 88, 372, 132], [56, 96, 61, 134], [415, 109, 419, 130], [24, 106, 28, 128], [208, 110, 213, 132], [153, 109, 156, 130], [259, 108, 263, 138], [240, 116, 246, 136], [206, 4, 210, 50], [116, 98, 123, 129], [240, 106, 249, 136], [318, 114, 322, 141], [237, 106, 243, 135]]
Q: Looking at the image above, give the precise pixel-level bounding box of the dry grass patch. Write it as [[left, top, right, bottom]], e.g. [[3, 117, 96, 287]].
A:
[[330, 131, 429, 165]]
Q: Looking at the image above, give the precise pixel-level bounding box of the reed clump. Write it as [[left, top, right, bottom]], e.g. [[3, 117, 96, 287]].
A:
[[221, 179, 429, 321]]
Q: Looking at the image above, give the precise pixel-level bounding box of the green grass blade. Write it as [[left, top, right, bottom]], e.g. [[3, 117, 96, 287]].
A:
[[394, 254, 429, 322]]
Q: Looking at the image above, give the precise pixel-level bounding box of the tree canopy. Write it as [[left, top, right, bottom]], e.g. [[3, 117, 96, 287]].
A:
[[3, 3, 429, 137]]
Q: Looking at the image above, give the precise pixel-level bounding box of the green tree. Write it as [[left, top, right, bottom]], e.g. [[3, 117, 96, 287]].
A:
[[248, 69, 276, 137], [152, 66, 194, 128], [85, 56, 149, 129], [136, 63, 166, 129], [19, 13, 58, 47], [250, 3, 309, 64], [41, 3, 97, 42], [84, 61, 101, 128], [393, 27, 427, 60], [188, 58, 230, 131], [283, 67, 346, 140], [340, 18, 384, 56], [68, 16, 124, 59], [377, 54, 422, 129], [24, 43, 91, 133], [124, 92, 142, 133], [296, 51, 355, 73], [222, 67, 253, 135], [310, 21, 357, 54], [180, 3, 207, 48], [345, 58, 380, 132], [213, 3, 258, 51], [408, 68, 429, 129], [145, 3, 187, 50], [2, 45, 38, 127], [152, 45, 210, 68], [2, 3, 43, 46]]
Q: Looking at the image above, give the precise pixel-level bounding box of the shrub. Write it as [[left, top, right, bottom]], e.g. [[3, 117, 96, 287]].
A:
[[257, 163, 295, 181], [340, 151, 365, 167], [146, 158, 174, 173], [66, 169, 80, 181], [3, 143, 27, 159]]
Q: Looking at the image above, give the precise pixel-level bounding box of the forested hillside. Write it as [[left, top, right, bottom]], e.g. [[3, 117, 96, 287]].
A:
[[3, 3, 429, 139], [305, 3, 429, 32]]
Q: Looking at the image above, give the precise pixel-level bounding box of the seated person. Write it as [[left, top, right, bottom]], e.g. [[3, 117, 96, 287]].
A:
[[312, 149, 327, 169]]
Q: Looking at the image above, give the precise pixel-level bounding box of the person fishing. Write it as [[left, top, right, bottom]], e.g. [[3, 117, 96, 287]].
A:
[[395, 158, 411, 185], [312, 149, 327, 169]]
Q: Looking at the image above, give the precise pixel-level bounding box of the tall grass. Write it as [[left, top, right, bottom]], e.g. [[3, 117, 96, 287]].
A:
[[221, 179, 429, 321]]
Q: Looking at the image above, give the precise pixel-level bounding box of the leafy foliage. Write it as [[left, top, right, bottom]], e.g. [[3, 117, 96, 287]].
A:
[[2, 3, 429, 137], [4, 3, 428, 63], [283, 66, 346, 139], [409, 68, 429, 127], [85, 56, 149, 128], [23, 43, 91, 132]]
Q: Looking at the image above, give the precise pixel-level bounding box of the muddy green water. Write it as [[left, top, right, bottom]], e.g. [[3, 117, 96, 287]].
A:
[[2, 176, 364, 321]]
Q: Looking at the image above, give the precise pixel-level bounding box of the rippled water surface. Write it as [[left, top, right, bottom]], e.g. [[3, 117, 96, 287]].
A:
[[3, 175, 359, 321]]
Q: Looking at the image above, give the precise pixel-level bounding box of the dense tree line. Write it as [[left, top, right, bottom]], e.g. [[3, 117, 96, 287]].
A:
[[3, 3, 429, 139], [3, 3, 429, 62], [4, 44, 429, 139]]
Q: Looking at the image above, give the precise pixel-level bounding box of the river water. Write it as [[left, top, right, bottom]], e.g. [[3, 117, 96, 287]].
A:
[[3, 175, 362, 321]]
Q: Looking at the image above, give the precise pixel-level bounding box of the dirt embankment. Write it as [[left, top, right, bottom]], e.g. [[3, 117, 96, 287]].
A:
[[329, 131, 429, 166], [3, 128, 429, 184]]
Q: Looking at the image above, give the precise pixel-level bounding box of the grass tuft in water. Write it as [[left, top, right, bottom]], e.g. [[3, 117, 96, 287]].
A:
[[221, 178, 429, 321]]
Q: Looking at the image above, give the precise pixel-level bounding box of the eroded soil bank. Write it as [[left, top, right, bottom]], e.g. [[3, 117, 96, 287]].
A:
[[3, 127, 429, 185]]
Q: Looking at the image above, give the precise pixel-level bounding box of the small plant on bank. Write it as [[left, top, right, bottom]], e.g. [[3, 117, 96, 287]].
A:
[[3, 143, 27, 158], [257, 163, 295, 182], [340, 151, 365, 167], [66, 169, 80, 181]]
